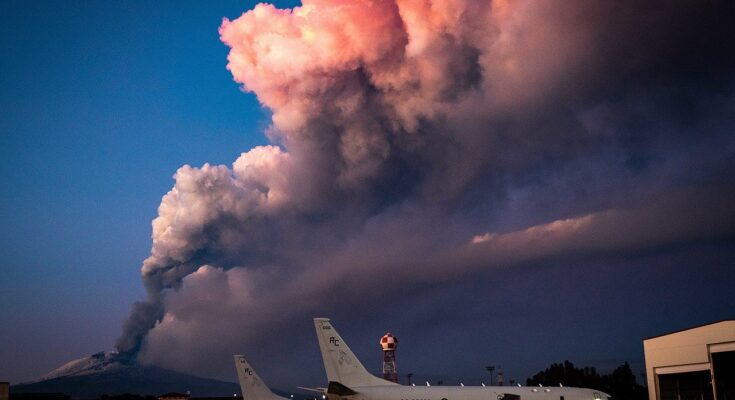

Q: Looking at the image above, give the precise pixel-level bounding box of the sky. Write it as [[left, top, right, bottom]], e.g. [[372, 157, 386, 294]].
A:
[[1, 0, 734, 391]]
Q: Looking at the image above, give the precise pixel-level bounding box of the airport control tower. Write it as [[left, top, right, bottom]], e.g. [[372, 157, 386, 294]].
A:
[[380, 332, 398, 383]]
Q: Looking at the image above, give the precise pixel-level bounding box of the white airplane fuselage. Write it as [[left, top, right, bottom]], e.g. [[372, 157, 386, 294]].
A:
[[332, 385, 607, 400], [313, 318, 610, 400]]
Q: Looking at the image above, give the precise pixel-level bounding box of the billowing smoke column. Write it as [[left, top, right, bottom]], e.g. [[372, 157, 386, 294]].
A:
[[116, 0, 505, 359], [380, 332, 398, 383], [113, 0, 735, 370]]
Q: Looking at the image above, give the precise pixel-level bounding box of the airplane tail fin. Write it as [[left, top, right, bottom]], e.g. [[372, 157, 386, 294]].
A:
[[313, 318, 398, 388], [234, 355, 288, 400]]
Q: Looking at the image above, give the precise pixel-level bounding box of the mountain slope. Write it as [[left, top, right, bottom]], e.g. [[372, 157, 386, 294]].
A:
[[11, 353, 240, 399]]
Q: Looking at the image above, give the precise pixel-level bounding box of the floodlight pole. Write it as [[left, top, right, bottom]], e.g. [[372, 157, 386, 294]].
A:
[[485, 366, 495, 386]]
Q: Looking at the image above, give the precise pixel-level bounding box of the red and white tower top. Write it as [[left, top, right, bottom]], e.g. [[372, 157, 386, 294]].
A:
[[380, 332, 398, 351]]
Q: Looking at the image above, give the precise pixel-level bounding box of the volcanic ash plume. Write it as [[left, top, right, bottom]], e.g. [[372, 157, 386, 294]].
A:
[[116, 0, 735, 373], [116, 0, 499, 357]]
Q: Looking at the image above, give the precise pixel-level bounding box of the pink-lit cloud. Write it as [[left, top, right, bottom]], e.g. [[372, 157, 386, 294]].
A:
[[116, 0, 735, 381]]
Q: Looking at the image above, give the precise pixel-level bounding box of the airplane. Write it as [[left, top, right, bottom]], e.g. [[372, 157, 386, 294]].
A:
[[234, 355, 291, 400], [313, 318, 612, 400]]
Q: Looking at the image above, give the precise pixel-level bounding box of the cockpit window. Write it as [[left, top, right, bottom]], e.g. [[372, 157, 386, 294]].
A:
[[593, 392, 602, 400]]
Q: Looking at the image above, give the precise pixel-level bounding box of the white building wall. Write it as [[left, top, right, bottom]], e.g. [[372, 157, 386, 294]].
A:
[[643, 320, 735, 400]]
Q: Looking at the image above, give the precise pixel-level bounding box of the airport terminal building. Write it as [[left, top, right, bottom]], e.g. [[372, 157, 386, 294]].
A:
[[643, 320, 735, 400]]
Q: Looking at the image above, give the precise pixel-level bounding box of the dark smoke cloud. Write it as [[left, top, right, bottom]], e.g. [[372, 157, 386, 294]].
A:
[[116, 0, 735, 378]]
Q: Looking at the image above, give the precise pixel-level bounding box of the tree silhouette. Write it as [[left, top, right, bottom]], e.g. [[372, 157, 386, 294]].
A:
[[526, 361, 647, 400]]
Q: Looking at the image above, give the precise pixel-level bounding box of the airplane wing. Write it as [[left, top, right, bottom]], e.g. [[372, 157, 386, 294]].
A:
[[296, 387, 327, 393]]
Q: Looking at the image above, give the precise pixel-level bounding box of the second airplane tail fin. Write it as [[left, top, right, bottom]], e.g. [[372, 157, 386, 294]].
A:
[[234, 355, 289, 400], [313, 318, 398, 388]]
